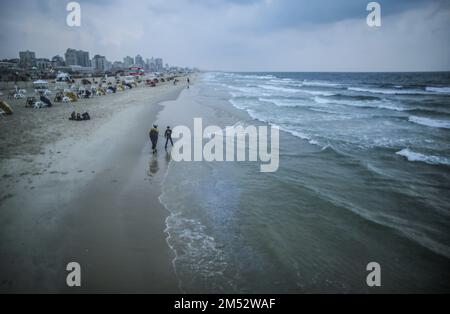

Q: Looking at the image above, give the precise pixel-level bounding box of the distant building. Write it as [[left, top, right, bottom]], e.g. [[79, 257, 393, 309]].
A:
[[155, 58, 163, 72], [135, 54, 144, 67], [19, 50, 36, 68], [105, 61, 112, 72], [123, 56, 134, 68], [51, 55, 65, 67], [65, 49, 90, 67], [68, 65, 94, 76], [147, 58, 156, 72], [147, 57, 164, 72], [35, 58, 52, 70], [112, 61, 125, 70], [92, 54, 107, 72]]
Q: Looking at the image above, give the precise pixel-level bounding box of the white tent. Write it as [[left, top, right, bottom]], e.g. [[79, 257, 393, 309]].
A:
[[56, 72, 72, 81]]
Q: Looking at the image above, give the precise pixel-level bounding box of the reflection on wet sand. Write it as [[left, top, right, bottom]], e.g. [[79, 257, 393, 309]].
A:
[[148, 155, 160, 177], [148, 151, 172, 178]]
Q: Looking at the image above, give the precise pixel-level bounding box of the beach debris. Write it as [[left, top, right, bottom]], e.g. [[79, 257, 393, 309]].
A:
[[0, 101, 13, 115]]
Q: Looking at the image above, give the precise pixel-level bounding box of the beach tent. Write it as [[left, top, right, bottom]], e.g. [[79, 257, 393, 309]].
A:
[[66, 92, 78, 102], [33, 80, 48, 84], [33, 80, 49, 93], [56, 72, 72, 82]]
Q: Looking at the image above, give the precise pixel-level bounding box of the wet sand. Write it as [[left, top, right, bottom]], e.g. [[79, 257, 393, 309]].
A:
[[0, 78, 192, 293]]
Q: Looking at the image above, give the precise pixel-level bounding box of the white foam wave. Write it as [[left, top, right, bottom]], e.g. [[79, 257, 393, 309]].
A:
[[300, 90, 336, 96], [409, 116, 450, 129], [259, 98, 304, 108], [348, 87, 429, 95], [426, 87, 450, 94], [313, 96, 407, 112], [313, 96, 334, 105], [302, 81, 341, 88], [259, 85, 299, 93], [396, 149, 450, 166]]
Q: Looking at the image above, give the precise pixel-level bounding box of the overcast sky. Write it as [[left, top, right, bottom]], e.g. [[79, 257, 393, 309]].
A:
[[0, 0, 449, 71]]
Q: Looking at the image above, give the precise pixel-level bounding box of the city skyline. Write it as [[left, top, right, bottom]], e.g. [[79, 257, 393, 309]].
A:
[[2, 48, 171, 73]]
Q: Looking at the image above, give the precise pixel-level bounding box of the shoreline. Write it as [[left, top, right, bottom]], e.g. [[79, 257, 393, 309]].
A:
[[0, 77, 192, 293]]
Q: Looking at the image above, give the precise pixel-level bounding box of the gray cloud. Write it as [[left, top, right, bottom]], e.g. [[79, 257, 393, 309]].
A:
[[0, 0, 449, 71]]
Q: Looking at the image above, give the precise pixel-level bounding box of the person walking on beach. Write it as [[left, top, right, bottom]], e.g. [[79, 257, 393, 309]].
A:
[[149, 125, 159, 154], [187, 77, 190, 89], [165, 126, 174, 150]]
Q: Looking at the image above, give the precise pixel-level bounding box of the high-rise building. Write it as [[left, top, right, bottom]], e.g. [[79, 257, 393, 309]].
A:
[[135, 54, 144, 67], [92, 54, 107, 72], [65, 49, 90, 67], [105, 61, 112, 72], [19, 50, 36, 68], [147, 57, 156, 72], [123, 56, 134, 68], [155, 58, 163, 72]]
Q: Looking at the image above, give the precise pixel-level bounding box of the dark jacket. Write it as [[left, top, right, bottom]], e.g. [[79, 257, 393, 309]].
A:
[[150, 128, 159, 142]]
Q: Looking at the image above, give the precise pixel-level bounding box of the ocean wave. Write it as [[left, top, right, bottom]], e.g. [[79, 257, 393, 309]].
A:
[[405, 107, 450, 115], [269, 78, 295, 84], [348, 87, 428, 95], [229, 98, 249, 110], [313, 96, 411, 112], [302, 80, 341, 88], [313, 96, 335, 105], [335, 94, 382, 101], [426, 87, 450, 94], [396, 149, 450, 166], [227, 85, 258, 94], [409, 116, 450, 129], [300, 89, 336, 97], [259, 85, 299, 93], [259, 98, 304, 107]]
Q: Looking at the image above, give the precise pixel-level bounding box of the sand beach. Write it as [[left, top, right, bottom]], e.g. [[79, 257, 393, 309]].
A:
[[0, 76, 192, 293]]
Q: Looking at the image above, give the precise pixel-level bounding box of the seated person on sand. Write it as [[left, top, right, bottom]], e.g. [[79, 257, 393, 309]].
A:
[[69, 111, 91, 121], [82, 112, 91, 120]]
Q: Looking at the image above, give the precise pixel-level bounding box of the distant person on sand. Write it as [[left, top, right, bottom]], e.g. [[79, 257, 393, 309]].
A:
[[187, 77, 190, 89], [149, 125, 159, 154], [165, 126, 174, 150]]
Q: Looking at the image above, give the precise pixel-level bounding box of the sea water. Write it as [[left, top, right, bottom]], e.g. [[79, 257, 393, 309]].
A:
[[160, 72, 450, 293]]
